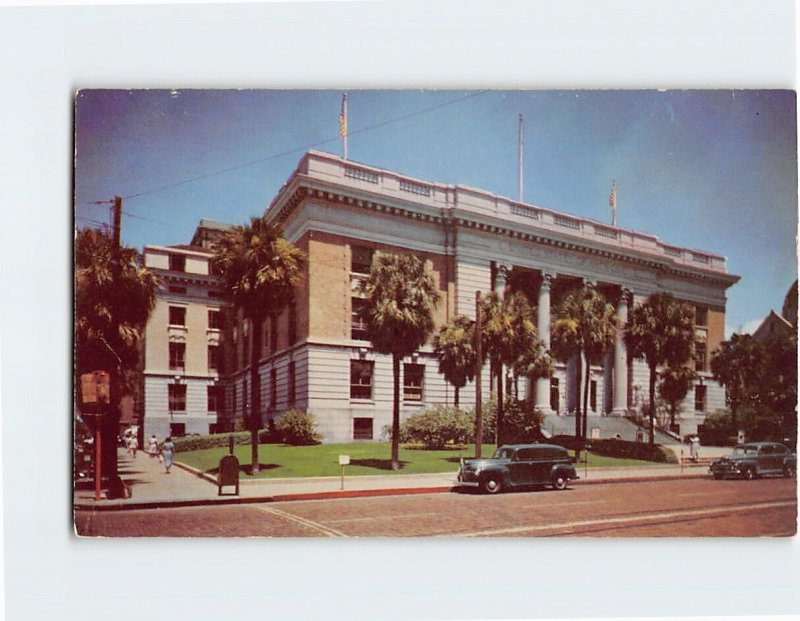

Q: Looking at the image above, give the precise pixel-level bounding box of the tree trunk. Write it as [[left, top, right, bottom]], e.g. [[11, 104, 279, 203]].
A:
[[454, 385, 460, 409], [582, 352, 591, 454], [648, 362, 657, 446], [496, 363, 504, 446], [250, 313, 264, 474], [574, 354, 582, 461], [391, 354, 401, 470]]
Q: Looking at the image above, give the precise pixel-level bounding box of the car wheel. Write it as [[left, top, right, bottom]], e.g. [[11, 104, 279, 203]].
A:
[[552, 474, 568, 491], [784, 465, 796, 479], [482, 475, 503, 494], [744, 468, 756, 481], [713, 472, 723, 480]]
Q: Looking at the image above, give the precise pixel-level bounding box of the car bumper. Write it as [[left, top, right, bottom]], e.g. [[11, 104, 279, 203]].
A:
[[455, 480, 480, 488]]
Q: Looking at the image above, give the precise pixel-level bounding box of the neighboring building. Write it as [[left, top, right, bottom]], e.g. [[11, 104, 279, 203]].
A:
[[752, 310, 795, 344], [218, 150, 738, 442], [141, 220, 232, 441]]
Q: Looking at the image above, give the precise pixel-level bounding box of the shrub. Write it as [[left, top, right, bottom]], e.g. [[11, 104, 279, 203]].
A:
[[472, 398, 544, 445], [400, 405, 473, 449], [275, 409, 322, 445], [172, 431, 251, 453], [548, 435, 677, 463]]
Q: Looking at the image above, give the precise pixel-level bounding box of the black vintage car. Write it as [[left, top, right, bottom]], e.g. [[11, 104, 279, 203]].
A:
[[709, 442, 797, 480], [457, 443, 578, 494]]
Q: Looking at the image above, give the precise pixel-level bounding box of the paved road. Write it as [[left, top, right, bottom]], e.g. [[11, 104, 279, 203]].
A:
[[75, 477, 797, 538]]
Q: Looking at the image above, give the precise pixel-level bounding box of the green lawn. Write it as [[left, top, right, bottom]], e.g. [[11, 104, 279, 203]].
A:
[[176, 442, 657, 479]]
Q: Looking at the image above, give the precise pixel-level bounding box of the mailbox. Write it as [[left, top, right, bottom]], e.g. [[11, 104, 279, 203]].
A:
[[217, 454, 240, 496]]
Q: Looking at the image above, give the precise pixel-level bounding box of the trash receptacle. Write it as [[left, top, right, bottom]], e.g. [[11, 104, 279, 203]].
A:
[[218, 454, 240, 496]]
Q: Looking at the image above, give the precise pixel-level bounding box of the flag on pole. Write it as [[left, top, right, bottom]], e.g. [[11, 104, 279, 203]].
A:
[[339, 93, 347, 138], [609, 180, 617, 226]]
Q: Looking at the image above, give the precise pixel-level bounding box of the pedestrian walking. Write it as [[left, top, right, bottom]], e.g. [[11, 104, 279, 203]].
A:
[[148, 434, 159, 459], [161, 436, 175, 474], [690, 435, 700, 462], [127, 434, 138, 458]]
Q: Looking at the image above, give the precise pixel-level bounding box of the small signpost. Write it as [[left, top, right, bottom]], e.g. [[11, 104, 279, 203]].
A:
[[338, 454, 350, 490], [80, 371, 110, 500]]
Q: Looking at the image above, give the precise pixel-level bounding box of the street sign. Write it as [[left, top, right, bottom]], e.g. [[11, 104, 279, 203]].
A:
[[338, 454, 350, 465]]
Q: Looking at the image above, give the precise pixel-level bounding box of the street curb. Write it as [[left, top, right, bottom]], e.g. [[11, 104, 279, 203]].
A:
[[73, 471, 711, 512]]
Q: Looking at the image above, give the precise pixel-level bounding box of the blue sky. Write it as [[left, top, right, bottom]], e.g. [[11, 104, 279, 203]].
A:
[[75, 89, 797, 338]]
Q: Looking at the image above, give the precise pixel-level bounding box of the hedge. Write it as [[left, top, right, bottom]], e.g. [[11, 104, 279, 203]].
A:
[[548, 435, 678, 463], [171, 429, 274, 453]]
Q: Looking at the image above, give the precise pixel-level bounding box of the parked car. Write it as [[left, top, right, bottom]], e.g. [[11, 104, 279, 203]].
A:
[[457, 443, 578, 494], [709, 442, 796, 480]]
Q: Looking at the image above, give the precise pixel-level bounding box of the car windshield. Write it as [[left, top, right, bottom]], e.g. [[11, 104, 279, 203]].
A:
[[492, 448, 513, 460], [732, 446, 757, 456]]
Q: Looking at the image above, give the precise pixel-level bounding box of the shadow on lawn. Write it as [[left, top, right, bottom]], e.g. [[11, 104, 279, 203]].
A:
[[350, 458, 409, 471], [204, 463, 281, 476]]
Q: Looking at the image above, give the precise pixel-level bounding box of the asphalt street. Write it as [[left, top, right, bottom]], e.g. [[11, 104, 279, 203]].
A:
[[75, 476, 797, 538]]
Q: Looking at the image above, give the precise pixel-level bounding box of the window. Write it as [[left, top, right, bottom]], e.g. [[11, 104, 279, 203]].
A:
[[695, 305, 708, 327], [170, 422, 186, 437], [695, 341, 707, 372], [351, 246, 373, 275], [270, 369, 277, 408], [169, 343, 185, 370], [207, 386, 219, 412], [169, 306, 186, 326], [288, 301, 297, 345], [350, 360, 373, 399], [168, 383, 186, 411], [353, 417, 374, 440], [169, 254, 186, 272], [550, 378, 560, 412], [208, 309, 222, 330], [694, 385, 707, 412], [351, 297, 369, 340], [590, 380, 597, 412], [207, 344, 219, 371], [288, 361, 296, 405], [403, 363, 424, 401], [270, 314, 278, 353]]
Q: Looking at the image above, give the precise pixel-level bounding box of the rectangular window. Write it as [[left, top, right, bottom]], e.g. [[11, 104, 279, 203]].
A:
[[353, 417, 374, 440], [207, 344, 219, 371], [270, 369, 277, 408], [207, 386, 219, 412], [169, 342, 185, 370], [350, 360, 373, 399], [170, 422, 186, 437], [208, 309, 222, 330], [590, 380, 597, 412], [288, 361, 296, 405], [288, 301, 297, 345], [550, 378, 560, 412], [695, 341, 707, 372], [403, 363, 424, 401], [694, 385, 707, 412], [168, 383, 186, 412], [270, 314, 278, 353], [351, 297, 369, 340], [351, 246, 374, 275], [169, 254, 186, 272], [695, 305, 708, 327], [169, 306, 186, 326]]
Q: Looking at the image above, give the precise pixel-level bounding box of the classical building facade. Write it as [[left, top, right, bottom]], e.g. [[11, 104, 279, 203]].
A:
[[220, 150, 738, 442], [140, 220, 231, 440]]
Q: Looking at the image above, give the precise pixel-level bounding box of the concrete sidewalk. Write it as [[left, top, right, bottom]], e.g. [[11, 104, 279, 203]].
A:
[[73, 447, 719, 512]]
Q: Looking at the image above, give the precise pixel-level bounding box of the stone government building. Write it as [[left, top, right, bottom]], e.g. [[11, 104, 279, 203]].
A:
[[140, 150, 738, 444]]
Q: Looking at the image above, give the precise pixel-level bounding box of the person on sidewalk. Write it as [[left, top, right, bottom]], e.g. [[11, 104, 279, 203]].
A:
[[690, 435, 700, 462], [127, 435, 138, 458], [161, 436, 175, 474], [148, 434, 159, 459]]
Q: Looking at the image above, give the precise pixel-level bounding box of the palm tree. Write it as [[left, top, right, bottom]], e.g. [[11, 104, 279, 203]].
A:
[[358, 252, 440, 471], [551, 285, 616, 458], [211, 217, 305, 474], [513, 338, 553, 403], [433, 315, 476, 408], [658, 364, 697, 432], [479, 291, 537, 446], [75, 227, 158, 486], [626, 293, 694, 445]]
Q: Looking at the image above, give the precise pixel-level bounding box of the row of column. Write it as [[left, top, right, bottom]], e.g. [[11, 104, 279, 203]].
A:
[[494, 264, 630, 417]]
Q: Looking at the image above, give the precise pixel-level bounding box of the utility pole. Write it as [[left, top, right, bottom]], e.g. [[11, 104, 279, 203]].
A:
[[474, 290, 483, 458], [106, 195, 123, 495]]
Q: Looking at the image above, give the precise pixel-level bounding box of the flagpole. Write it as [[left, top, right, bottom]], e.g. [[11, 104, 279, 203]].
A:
[[610, 180, 617, 227], [518, 113, 524, 203], [340, 93, 348, 161]]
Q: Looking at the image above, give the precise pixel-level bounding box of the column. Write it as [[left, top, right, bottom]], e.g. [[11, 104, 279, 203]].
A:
[[610, 288, 630, 416], [535, 272, 554, 414], [493, 263, 509, 296]]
